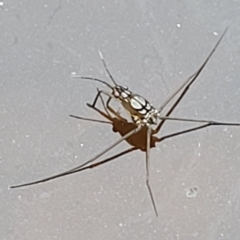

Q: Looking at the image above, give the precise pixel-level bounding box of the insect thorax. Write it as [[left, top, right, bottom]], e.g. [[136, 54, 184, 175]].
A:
[[112, 85, 159, 126]]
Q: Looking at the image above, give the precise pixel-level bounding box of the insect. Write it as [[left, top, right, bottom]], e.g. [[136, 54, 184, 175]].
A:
[[11, 27, 240, 216], [10, 92, 240, 216]]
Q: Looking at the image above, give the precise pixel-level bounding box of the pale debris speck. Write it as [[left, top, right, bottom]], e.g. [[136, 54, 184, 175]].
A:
[[0, 2, 4, 6], [40, 192, 51, 199], [223, 127, 228, 132], [176, 23, 181, 28]]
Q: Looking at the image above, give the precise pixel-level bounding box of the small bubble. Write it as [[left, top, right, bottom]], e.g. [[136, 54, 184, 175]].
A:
[[176, 23, 181, 28], [186, 187, 198, 198], [213, 31, 218, 36], [119, 223, 123, 227], [80, 143, 84, 147], [0, 2, 4, 6]]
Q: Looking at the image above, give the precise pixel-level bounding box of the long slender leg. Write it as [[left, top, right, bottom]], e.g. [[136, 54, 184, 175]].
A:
[[156, 121, 232, 143], [88, 88, 127, 122], [69, 114, 111, 125], [10, 147, 137, 188], [69, 91, 115, 124], [158, 27, 227, 113], [13, 124, 142, 189], [158, 116, 240, 126], [72, 74, 117, 114], [88, 89, 124, 120], [154, 28, 228, 134], [154, 62, 197, 134], [98, 88, 111, 117], [145, 126, 158, 216], [98, 88, 127, 122], [63, 125, 142, 175], [89, 89, 113, 108], [158, 71, 197, 113], [154, 50, 208, 134]]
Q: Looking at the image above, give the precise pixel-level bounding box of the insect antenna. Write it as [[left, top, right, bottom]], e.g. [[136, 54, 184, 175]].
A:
[[72, 50, 118, 90], [69, 114, 111, 125], [98, 50, 118, 86], [71, 75, 114, 90]]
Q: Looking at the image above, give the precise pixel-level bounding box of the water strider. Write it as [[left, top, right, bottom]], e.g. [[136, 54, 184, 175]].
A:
[[11, 27, 240, 216]]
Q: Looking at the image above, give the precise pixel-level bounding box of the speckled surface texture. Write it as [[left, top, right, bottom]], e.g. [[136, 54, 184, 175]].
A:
[[1, 1, 240, 239]]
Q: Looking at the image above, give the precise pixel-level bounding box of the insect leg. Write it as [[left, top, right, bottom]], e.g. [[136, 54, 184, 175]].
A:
[[97, 88, 126, 121], [158, 27, 228, 113], [158, 116, 240, 126], [145, 126, 158, 216], [88, 89, 125, 120], [98, 88, 111, 117], [88, 89, 114, 109], [156, 121, 238, 143], [154, 27, 228, 134], [64, 125, 142, 175], [10, 147, 137, 188]]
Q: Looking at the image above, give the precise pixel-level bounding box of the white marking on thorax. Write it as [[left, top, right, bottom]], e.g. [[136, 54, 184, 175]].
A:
[[121, 91, 128, 98], [130, 98, 143, 110], [134, 95, 146, 106], [138, 108, 147, 115]]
